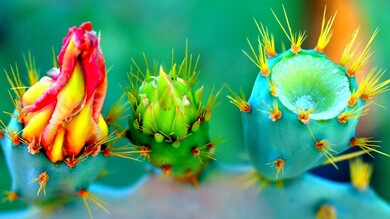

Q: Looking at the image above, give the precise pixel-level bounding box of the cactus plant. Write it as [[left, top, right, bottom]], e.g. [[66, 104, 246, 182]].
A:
[[125, 49, 220, 184], [229, 6, 390, 180], [0, 22, 128, 217]]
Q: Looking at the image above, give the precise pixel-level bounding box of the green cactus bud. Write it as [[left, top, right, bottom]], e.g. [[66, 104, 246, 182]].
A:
[[127, 47, 219, 183]]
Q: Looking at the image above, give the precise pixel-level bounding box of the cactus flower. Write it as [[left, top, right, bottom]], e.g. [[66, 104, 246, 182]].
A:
[[0, 22, 112, 214], [21, 22, 108, 162]]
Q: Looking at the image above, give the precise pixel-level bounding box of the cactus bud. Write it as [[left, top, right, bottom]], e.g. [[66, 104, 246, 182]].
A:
[[127, 48, 219, 183]]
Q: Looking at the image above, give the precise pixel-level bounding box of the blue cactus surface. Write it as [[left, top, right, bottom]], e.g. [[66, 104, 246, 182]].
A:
[[1, 115, 106, 206], [244, 49, 364, 180]]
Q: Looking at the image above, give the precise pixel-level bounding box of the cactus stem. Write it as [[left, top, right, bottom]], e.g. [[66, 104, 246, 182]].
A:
[[2, 191, 19, 202], [316, 204, 337, 219], [243, 38, 269, 76], [340, 28, 360, 67], [350, 158, 373, 191], [346, 28, 379, 77], [357, 68, 390, 101], [78, 189, 109, 219], [338, 103, 370, 124], [260, 101, 282, 121], [64, 155, 87, 168], [350, 137, 390, 157], [267, 158, 285, 179], [30, 171, 49, 196], [315, 6, 337, 53], [253, 19, 277, 57], [267, 79, 277, 97], [297, 107, 313, 125], [271, 6, 306, 54]]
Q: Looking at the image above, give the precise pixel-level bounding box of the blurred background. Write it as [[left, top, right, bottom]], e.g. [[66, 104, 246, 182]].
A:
[[1, 0, 389, 213]]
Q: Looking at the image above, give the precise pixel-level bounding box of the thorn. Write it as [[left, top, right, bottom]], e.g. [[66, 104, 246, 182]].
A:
[[64, 155, 87, 168], [271, 6, 306, 54], [260, 101, 282, 121], [23, 51, 39, 86], [297, 108, 313, 125], [267, 158, 285, 179], [26, 138, 42, 154], [338, 103, 370, 124], [268, 79, 277, 97], [226, 85, 251, 113], [254, 19, 277, 57], [102, 143, 141, 161], [31, 171, 49, 196], [78, 189, 109, 219], [358, 68, 390, 101], [2, 191, 19, 202], [315, 140, 338, 169], [162, 165, 172, 175], [350, 137, 389, 157], [243, 38, 269, 75], [315, 6, 337, 53], [348, 90, 361, 107], [340, 27, 360, 67], [104, 94, 131, 127], [350, 158, 373, 191], [346, 28, 379, 77], [316, 204, 337, 219], [0, 119, 21, 146]]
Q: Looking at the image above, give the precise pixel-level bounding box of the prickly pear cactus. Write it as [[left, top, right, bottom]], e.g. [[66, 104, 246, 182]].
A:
[[126, 50, 219, 183], [230, 7, 390, 180], [0, 22, 117, 214]]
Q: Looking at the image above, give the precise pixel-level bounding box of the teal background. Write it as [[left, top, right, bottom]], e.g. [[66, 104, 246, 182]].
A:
[[1, 0, 390, 213]]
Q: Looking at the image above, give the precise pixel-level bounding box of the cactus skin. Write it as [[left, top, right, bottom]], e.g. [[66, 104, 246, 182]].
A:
[[1, 115, 106, 206], [126, 54, 217, 182], [243, 49, 363, 180]]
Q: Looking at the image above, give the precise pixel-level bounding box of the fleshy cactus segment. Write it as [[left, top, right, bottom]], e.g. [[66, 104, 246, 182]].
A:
[[126, 50, 218, 183], [1, 22, 112, 214], [231, 7, 390, 180], [21, 22, 108, 162]]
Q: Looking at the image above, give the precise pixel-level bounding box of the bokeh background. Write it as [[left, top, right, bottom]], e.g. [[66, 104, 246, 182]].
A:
[[1, 0, 390, 213]]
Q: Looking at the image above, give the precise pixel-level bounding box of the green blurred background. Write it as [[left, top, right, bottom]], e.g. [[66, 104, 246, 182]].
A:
[[1, 0, 389, 212]]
